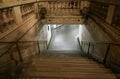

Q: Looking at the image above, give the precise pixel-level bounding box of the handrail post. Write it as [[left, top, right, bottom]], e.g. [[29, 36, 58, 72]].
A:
[[37, 41, 41, 54], [103, 43, 111, 64], [87, 42, 90, 56], [46, 41, 48, 49], [44, 41, 46, 49], [8, 51, 14, 60], [16, 42, 23, 62]]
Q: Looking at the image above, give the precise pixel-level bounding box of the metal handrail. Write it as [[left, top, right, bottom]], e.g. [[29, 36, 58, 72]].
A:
[[81, 40, 120, 45], [16, 22, 41, 41], [0, 43, 15, 57], [0, 40, 47, 57], [81, 40, 120, 64], [0, 40, 47, 43], [0, 15, 37, 40], [0, 18, 45, 59], [0, 40, 47, 67]]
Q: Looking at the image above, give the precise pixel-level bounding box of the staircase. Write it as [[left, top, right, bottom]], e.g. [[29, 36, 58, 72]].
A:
[[17, 50, 117, 79]]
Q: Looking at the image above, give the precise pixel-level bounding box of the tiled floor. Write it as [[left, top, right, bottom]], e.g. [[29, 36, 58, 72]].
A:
[[48, 24, 80, 50]]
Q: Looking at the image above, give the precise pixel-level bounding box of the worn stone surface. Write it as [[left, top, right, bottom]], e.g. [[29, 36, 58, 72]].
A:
[[17, 51, 117, 79]]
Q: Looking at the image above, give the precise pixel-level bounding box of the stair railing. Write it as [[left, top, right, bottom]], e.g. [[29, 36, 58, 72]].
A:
[[81, 41, 118, 62], [0, 18, 45, 70], [80, 40, 120, 73], [0, 40, 47, 65]]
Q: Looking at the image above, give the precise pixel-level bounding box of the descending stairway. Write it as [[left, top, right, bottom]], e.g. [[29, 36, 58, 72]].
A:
[[18, 51, 117, 79]]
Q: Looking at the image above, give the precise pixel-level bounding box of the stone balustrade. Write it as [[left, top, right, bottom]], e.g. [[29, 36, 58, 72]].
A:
[[0, 2, 36, 35], [38, 0, 90, 16], [0, 0, 90, 34], [0, 8, 15, 33], [41, 16, 84, 24], [21, 3, 35, 21]]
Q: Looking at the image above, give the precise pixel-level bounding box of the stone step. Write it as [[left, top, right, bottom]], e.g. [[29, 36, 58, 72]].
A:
[[33, 57, 96, 62], [21, 72, 117, 79], [33, 61, 98, 64], [20, 78, 61, 79], [30, 63, 104, 67], [18, 51, 117, 79], [24, 67, 111, 73], [34, 56, 89, 59], [32, 60, 99, 65]]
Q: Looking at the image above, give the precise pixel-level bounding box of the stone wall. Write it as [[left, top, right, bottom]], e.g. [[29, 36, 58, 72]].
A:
[[82, 16, 120, 73], [78, 24, 93, 54], [88, 0, 120, 73], [79, 18, 112, 62]]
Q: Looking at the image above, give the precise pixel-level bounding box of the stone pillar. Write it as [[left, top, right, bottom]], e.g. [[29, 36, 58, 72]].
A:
[[49, 2, 51, 12], [46, 2, 49, 9], [78, 1, 80, 9], [77, 1, 80, 9], [60, 2, 62, 10], [65, 2, 67, 8], [54, 2, 56, 10], [58, 2, 60, 11], [53, 2, 54, 11], [81, 1, 84, 9], [48, 2, 50, 10], [64, 2, 66, 9], [51, 2, 53, 11], [45, 2, 47, 8], [73, 1, 75, 9], [34, 3, 39, 19], [61, 2, 63, 10], [57, 2, 59, 11], [56, 2, 58, 10], [106, 5, 116, 24], [55, 2, 57, 10], [64, 2, 66, 12], [13, 6, 22, 24]]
